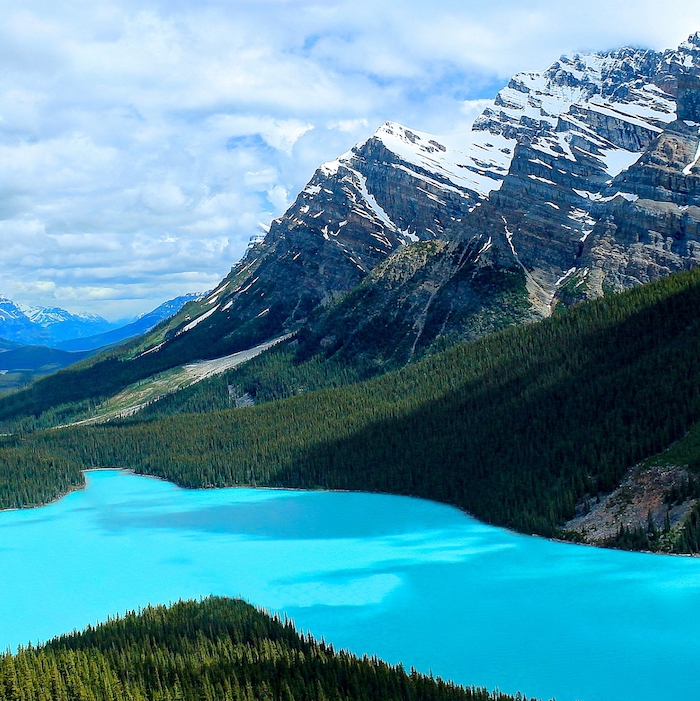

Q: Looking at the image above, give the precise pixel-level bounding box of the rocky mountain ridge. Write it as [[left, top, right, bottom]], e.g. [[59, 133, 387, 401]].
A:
[[134, 32, 700, 368]]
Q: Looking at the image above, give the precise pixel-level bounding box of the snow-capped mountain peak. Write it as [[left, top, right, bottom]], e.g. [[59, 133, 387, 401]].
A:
[[0, 297, 28, 323], [20, 306, 105, 327], [308, 44, 682, 229], [474, 46, 678, 180], [0, 300, 115, 346], [677, 31, 700, 57]]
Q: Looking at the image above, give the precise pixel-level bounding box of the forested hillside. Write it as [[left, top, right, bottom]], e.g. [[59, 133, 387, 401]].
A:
[[3, 267, 700, 546], [0, 597, 529, 701], [5, 36, 700, 431]]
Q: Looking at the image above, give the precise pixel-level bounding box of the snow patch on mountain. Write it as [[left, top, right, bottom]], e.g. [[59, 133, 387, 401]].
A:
[[683, 132, 700, 175], [344, 166, 399, 232], [177, 304, 220, 336], [373, 122, 514, 198], [598, 149, 643, 178]]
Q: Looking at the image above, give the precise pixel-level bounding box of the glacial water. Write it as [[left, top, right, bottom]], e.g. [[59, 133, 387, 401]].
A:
[[1, 470, 700, 701]]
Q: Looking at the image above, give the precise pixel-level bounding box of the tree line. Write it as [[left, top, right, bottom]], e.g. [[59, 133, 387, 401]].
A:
[[0, 598, 535, 701]]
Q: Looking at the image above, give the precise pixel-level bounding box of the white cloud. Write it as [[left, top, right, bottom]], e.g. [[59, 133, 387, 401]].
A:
[[328, 119, 369, 133], [0, 0, 697, 317], [266, 185, 289, 212]]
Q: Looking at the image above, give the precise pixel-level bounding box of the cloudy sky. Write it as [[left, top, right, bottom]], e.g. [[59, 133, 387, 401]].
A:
[[2, 0, 700, 319]]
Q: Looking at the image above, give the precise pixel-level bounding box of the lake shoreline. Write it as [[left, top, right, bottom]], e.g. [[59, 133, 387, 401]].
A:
[[4, 465, 696, 560]]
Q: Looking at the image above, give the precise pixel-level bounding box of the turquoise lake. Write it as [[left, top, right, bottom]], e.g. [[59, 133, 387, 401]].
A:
[[1, 469, 700, 701]]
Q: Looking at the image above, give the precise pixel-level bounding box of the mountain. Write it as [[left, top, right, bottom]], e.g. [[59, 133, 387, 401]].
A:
[[0, 296, 47, 345], [20, 305, 114, 342], [55, 293, 203, 352], [117, 34, 700, 369], [0, 338, 23, 352], [4, 35, 700, 444], [0, 296, 115, 346]]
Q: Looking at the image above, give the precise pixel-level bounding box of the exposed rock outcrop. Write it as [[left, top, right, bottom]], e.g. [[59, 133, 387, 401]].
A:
[[564, 464, 696, 548]]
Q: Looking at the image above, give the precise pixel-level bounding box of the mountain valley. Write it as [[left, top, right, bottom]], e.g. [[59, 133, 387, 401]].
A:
[[5, 35, 700, 554]]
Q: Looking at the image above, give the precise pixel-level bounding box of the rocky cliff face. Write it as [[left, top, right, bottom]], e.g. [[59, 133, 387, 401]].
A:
[[139, 32, 700, 365]]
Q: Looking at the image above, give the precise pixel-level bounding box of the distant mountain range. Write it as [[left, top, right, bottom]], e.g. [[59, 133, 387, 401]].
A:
[[0, 296, 114, 347], [0, 293, 202, 350], [54, 293, 203, 352], [0, 293, 203, 378]]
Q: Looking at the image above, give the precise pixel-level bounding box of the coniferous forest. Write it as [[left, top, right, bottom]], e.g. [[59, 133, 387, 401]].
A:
[[1, 267, 700, 541], [0, 597, 532, 701]]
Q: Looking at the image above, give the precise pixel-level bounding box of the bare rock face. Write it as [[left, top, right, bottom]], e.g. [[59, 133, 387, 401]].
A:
[[673, 33, 700, 116], [141, 33, 700, 366], [615, 121, 700, 204], [146, 121, 514, 359], [569, 119, 700, 300], [564, 464, 695, 546]]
